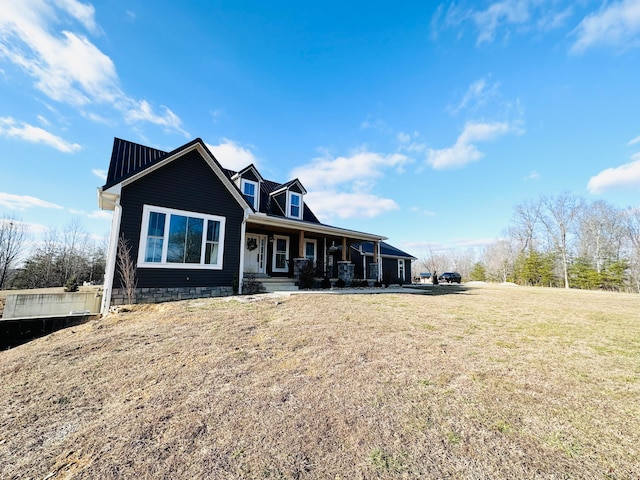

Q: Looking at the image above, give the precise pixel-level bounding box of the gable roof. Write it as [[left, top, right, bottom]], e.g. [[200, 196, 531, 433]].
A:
[[99, 138, 250, 212], [351, 241, 416, 260], [101, 138, 319, 221], [231, 164, 264, 183], [104, 137, 170, 190], [99, 138, 383, 241]]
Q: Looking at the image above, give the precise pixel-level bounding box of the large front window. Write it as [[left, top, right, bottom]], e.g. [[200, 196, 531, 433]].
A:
[[138, 205, 225, 269]]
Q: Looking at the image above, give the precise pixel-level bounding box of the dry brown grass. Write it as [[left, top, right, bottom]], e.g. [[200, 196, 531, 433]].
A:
[[1, 284, 639, 479]]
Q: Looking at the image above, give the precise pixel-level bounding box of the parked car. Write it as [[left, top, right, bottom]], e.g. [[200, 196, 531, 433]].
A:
[[438, 272, 462, 284]]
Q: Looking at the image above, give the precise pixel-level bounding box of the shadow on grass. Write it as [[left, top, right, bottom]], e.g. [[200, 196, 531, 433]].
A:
[[401, 284, 470, 295]]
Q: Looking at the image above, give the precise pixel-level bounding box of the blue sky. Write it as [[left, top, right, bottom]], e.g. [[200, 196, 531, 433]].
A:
[[1, 0, 639, 257]]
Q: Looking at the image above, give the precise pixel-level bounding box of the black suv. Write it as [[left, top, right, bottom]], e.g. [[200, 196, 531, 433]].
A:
[[439, 272, 462, 284]]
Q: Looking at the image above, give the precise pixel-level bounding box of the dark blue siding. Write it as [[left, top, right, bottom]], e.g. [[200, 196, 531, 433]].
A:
[[116, 149, 244, 289]]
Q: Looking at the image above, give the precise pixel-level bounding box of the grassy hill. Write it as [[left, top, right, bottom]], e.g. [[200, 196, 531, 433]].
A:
[[1, 284, 639, 479]]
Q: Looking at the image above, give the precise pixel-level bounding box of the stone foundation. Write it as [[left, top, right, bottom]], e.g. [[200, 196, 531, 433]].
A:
[[368, 262, 380, 281], [293, 258, 310, 278], [111, 286, 234, 305], [337, 261, 354, 284]]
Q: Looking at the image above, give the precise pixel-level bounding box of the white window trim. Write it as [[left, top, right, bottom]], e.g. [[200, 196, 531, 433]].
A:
[[287, 191, 303, 219], [137, 205, 226, 270], [241, 179, 259, 210], [398, 259, 405, 281], [272, 234, 289, 272]]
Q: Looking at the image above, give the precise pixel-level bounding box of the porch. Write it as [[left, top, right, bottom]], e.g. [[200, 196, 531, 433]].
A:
[[242, 216, 385, 288]]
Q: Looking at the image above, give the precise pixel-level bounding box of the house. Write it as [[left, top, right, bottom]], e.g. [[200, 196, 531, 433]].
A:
[[350, 242, 416, 284], [97, 137, 413, 313]]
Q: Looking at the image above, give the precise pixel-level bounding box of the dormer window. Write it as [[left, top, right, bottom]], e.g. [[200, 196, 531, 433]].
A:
[[241, 179, 259, 210], [288, 191, 302, 219]]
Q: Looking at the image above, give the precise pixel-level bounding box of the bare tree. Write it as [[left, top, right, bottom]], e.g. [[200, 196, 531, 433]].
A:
[[577, 200, 625, 273], [512, 198, 542, 253], [539, 192, 582, 289], [451, 248, 477, 281], [117, 234, 137, 304], [0, 215, 28, 289], [624, 207, 640, 293], [483, 237, 517, 283]]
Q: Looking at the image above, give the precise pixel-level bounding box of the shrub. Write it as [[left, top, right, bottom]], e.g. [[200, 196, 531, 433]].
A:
[[383, 272, 391, 288], [321, 277, 331, 289], [64, 276, 79, 292], [298, 261, 318, 289], [335, 278, 346, 288]]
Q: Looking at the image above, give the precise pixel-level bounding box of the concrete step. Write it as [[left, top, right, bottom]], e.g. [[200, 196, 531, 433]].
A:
[[258, 278, 299, 292]]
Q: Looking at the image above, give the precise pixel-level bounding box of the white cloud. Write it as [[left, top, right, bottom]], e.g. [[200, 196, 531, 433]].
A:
[[449, 76, 501, 114], [87, 210, 112, 220], [57, 0, 100, 33], [125, 100, 189, 137], [571, 0, 640, 53], [397, 132, 411, 143], [304, 191, 399, 222], [206, 139, 259, 170], [426, 121, 519, 169], [0, 0, 187, 134], [473, 1, 530, 45], [0, 192, 64, 210], [524, 170, 540, 181], [290, 148, 411, 191], [411, 206, 437, 217], [587, 153, 640, 194], [0, 116, 81, 152], [92, 168, 107, 181], [628, 134, 640, 146], [434, 1, 572, 45]]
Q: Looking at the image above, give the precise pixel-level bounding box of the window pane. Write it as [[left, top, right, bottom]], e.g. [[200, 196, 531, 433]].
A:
[[243, 182, 256, 206], [205, 242, 219, 265], [207, 220, 220, 242], [148, 212, 165, 237], [185, 217, 203, 263], [167, 215, 187, 263], [276, 253, 286, 269], [145, 237, 163, 262], [290, 194, 300, 217], [305, 242, 315, 259]]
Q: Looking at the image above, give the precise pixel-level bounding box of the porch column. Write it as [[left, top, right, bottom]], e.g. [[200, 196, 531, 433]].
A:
[[299, 230, 305, 258], [342, 237, 347, 261], [369, 240, 380, 281]]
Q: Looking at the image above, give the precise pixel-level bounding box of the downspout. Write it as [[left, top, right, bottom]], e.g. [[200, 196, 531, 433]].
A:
[[101, 201, 122, 315], [377, 241, 382, 282], [238, 210, 249, 295]]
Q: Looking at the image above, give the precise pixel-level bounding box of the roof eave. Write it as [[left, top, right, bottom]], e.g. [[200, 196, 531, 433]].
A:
[[97, 184, 121, 211], [247, 213, 386, 241]]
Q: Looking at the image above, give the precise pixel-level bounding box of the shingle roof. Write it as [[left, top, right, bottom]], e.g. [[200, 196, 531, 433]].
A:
[[351, 241, 416, 259]]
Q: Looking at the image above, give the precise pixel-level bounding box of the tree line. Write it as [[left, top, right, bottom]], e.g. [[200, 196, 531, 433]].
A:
[[415, 193, 640, 293], [3, 193, 640, 293], [0, 216, 106, 290]]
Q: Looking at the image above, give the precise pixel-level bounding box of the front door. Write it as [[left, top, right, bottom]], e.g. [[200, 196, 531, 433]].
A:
[[244, 234, 266, 274]]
